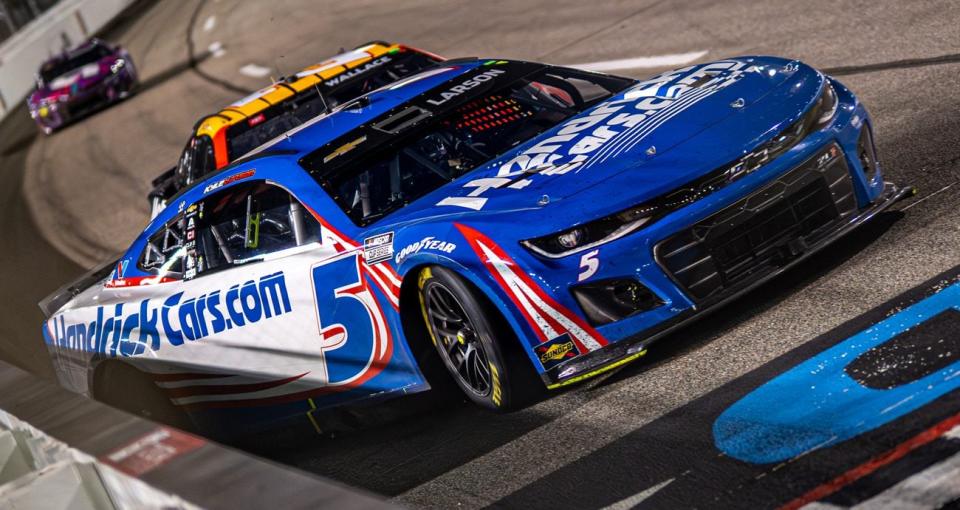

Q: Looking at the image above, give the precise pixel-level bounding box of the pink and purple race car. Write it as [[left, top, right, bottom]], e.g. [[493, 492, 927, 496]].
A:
[[27, 38, 137, 134]]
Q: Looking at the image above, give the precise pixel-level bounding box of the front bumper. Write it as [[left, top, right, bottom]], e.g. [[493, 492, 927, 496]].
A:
[[540, 172, 915, 389]]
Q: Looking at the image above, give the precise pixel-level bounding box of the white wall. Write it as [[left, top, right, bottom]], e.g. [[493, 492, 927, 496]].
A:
[[0, 0, 137, 119]]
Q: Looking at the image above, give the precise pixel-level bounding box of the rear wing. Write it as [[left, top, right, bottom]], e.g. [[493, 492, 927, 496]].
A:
[[151, 165, 175, 186], [147, 165, 178, 219]]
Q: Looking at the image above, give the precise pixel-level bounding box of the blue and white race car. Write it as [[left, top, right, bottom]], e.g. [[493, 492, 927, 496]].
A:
[[41, 56, 912, 432]]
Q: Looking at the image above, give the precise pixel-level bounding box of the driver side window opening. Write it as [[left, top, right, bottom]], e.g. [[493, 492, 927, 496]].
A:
[[197, 181, 322, 274], [138, 181, 321, 280], [138, 213, 187, 280]]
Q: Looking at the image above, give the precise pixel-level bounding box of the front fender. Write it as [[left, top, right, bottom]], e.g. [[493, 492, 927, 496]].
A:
[[395, 232, 549, 376], [394, 222, 608, 379]]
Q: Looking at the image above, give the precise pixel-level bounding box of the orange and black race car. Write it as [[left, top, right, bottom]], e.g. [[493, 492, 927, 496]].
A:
[[148, 41, 444, 216]]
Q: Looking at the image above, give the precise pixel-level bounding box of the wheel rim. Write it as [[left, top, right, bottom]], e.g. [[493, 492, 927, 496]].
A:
[[424, 283, 492, 396]]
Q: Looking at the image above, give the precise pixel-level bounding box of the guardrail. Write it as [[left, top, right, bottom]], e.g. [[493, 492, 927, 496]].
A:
[[0, 0, 136, 120], [0, 359, 396, 509]]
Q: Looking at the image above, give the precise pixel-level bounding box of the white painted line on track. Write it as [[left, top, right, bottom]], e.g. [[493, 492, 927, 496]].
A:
[[239, 63, 271, 78], [208, 41, 225, 58], [849, 450, 960, 509], [945, 423, 960, 440], [901, 180, 957, 211], [572, 50, 708, 72], [203, 15, 216, 32], [601, 478, 674, 510]]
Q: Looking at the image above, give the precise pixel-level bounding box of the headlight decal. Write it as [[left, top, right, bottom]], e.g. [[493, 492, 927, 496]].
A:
[[814, 79, 838, 128], [522, 204, 657, 258], [522, 78, 840, 259]]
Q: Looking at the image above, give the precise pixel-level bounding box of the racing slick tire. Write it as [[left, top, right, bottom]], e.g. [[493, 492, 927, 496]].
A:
[[417, 266, 542, 411]]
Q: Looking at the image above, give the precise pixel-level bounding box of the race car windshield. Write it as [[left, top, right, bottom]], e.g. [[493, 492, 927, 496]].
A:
[[39, 44, 112, 85], [224, 50, 441, 162], [302, 63, 634, 226]]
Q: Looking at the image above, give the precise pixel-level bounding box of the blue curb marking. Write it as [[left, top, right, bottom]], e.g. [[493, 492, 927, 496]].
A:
[[713, 281, 960, 464]]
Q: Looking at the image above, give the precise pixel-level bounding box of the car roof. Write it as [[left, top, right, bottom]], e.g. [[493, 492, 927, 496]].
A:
[[43, 38, 111, 66], [166, 58, 553, 207], [161, 59, 489, 206], [191, 42, 427, 140], [247, 59, 492, 157]]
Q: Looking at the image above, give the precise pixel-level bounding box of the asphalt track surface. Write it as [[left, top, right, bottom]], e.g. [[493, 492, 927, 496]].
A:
[[1, 0, 959, 508]]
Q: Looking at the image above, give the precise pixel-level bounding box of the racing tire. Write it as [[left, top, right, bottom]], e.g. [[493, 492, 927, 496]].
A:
[[417, 266, 542, 411]]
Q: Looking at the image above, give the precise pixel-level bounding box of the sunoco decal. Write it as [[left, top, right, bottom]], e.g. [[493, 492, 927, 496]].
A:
[[48, 272, 292, 356], [535, 333, 580, 371]]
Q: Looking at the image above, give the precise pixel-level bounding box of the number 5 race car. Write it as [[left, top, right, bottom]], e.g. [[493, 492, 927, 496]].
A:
[[41, 56, 912, 434]]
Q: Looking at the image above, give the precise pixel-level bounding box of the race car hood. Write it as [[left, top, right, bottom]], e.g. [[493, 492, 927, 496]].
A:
[[384, 57, 825, 234]]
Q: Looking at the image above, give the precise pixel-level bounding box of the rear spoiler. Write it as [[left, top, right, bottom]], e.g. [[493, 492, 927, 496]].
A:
[[150, 166, 175, 187], [149, 165, 178, 197], [38, 256, 119, 318], [147, 165, 179, 219]]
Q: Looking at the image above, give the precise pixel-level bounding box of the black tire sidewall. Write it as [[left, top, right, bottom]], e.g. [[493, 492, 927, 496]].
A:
[[418, 266, 520, 411]]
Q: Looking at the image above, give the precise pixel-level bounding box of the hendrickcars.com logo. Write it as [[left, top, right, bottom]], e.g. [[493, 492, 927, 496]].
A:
[[48, 272, 292, 356]]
